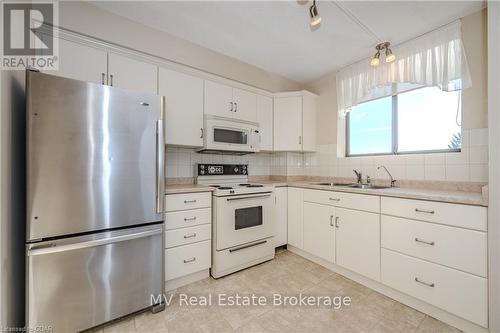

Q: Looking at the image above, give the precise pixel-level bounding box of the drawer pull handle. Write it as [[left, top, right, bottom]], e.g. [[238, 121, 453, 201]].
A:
[[415, 208, 435, 214], [183, 257, 196, 263], [329, 197, 340, 202], [415, 237, 435, 246], [184, 217, 197, 221], [184, 200, 197, 204], [184, 233, 197, 239], [415, 277, 435, 287]]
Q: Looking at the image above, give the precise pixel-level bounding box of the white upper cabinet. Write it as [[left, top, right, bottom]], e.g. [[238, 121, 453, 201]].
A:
[[257, 95, 273, 151], [273, 91, 317, 152], [107, 52, 158, 94], [159, 68, 204, 147], [204, 80, 257, 122], [274, 96, 302, 151], [204, 80, 233, 118], [303, 202, 335, 263], [302, 93, 317, 152], [49, 38, 107, 84], [233, 88, 257, 122]]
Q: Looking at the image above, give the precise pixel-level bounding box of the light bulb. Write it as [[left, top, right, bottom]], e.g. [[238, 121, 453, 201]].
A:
[[370, 51, 380, 66], [309, 1, 321, 27], [385, 48, 396, 63], [310, 15, 322, 27]]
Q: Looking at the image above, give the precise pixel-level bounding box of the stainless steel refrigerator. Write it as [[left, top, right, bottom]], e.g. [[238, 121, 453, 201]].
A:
[[25, 70, 165, 332]]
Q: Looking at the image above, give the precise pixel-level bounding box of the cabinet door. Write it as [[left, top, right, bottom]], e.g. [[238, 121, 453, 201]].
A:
[[204, 80, 233, 118], [159, 68, 204, 147], [233, 88, 257, 122], [303, 202, 335, 263], [257, 95, 273, 151], [273, 96, 302, 151], [336, 208, 380, 281], [287, 187, 303, 249], [274, 187, 288, 247], [108, 52, 157, 94], [48, 38, 107, 84], [302, 94, 317, 152]]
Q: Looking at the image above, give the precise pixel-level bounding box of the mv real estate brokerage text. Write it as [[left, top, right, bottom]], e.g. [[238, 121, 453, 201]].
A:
[[151, 293, 352, 310]]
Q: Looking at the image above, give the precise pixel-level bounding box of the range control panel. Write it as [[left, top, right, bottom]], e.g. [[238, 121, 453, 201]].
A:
[[197, 164, 248, 176]]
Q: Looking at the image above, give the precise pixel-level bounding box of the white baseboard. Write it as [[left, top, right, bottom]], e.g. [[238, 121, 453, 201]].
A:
[[287, 245, 488, 333], [164, 269, 209, 291]]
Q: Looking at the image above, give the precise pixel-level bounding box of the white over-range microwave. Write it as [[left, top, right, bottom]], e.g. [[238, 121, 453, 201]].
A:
[[198, 115, 260, 154]]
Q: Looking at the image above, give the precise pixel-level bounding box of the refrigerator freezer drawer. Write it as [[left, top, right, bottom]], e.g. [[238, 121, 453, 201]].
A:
[[27, 225, 163, 332]]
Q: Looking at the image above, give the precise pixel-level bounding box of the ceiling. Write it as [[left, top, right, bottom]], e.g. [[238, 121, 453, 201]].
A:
[[92, 1, 484, 83]]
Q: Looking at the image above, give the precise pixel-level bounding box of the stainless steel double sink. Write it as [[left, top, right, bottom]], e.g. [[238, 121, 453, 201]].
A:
[[313, 182, 392, 190]]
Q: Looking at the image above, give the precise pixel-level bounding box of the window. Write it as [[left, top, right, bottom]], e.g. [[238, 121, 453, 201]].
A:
[[347, 87, 461, 156]]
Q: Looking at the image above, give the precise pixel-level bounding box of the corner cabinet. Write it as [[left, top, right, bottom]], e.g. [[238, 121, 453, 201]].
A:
[[204, 80, 257, 122], [159, 68, 204, 147], [273, 91, 317, 152]]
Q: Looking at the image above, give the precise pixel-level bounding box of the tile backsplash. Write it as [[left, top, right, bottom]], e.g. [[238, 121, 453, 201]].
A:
[[166, 128, 488, 183]]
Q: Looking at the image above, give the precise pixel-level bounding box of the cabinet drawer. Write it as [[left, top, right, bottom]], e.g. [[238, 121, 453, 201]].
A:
[[381, 249, 487, 327], [165, 224, 211, 249], [303, 189, 379, 213], [165, 192, 211, 212], [381, 215, 487, 277], [165, 208, 211, 230], [165, 240, 211, 281], [381, 197, 486, 231]]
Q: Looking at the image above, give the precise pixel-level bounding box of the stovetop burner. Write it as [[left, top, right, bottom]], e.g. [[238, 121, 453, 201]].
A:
[[239, 184, 264, 188], [218, 186, 233, 190], [210, 185, 220, 188]]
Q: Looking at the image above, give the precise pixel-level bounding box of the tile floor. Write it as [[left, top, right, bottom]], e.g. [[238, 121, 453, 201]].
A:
[[93, 250, 461, 333]]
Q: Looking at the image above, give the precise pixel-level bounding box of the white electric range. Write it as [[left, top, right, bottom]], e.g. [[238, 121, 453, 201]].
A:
[[196, 164, 276, 278]]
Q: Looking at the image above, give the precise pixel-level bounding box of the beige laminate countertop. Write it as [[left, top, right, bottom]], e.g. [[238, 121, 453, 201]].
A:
[[165, 181, 487, 206]]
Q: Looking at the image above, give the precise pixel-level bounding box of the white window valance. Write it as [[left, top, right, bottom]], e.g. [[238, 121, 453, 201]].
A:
[[336, 20, 471, 115]]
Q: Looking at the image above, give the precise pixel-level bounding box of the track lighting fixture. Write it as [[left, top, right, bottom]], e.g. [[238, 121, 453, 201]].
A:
[[309, 0, 321, 27], [371, 42, 395, 66]]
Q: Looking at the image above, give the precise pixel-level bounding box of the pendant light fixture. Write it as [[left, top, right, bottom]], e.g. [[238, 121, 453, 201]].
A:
[[370, 41, 396, 66], [309, 0, 321, 27]]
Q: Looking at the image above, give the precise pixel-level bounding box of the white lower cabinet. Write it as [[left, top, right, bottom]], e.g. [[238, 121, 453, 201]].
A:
[[381, 249, 488, 327], [289, 187, 488, 329], [164, 192, 212, 290], [303, 202, 335, 262], [287, 187, 303, 249], [335, 208, 380, 281], [274, 187, 288, 247]]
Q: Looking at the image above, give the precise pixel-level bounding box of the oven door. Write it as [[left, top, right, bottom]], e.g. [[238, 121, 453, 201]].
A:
[[215, 192, 275, 250]]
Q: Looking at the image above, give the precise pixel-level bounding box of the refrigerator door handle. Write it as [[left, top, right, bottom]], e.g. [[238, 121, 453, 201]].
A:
[[28, 228, 163, 256], [156, 119, 165, 214]]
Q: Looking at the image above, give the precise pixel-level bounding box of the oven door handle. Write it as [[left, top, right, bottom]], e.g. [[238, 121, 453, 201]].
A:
[[226, 193, 272, 201]]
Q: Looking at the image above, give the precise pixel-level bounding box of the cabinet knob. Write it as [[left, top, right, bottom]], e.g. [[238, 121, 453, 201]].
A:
[[200, 128, 204, 139], [234, 102, 238, 112], [109, 74, 114, 86], [101, 73, 106, 85], [230, 102, 234, 112]]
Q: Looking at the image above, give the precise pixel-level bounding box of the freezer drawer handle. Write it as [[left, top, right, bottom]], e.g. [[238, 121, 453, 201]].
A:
[[415, 208, 435, 214], [184, 257, 196, 263], [184, 200, 197, 204], [415, 237, 435, 246], [28, 228, 163, 256], [414, 277, 435, 288], [229, 240, 267, 253], [184, 217, 197, 222], [184, 233, 197, 239]]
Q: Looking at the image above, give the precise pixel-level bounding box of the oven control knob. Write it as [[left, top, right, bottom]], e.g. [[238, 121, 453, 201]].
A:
[[200, 170, 205, 175], [242, 169, 247, 175], [233, 167, 239, 174]]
